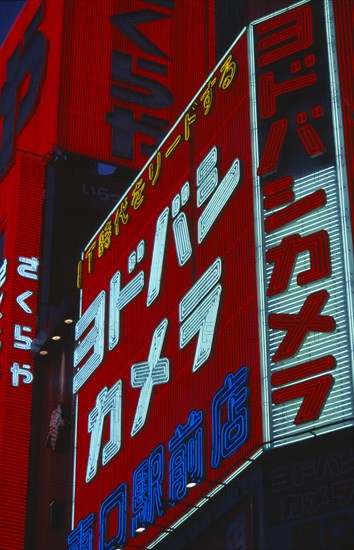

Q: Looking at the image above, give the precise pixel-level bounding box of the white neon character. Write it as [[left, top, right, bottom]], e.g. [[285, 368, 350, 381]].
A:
[[172, 181, 192, 266], [197, 147, 241, 243], [196, 146, 218, 207], [17, 256, 39, 279], [86, 379, 122, 482], [73, 291, 105, 393], [147, 208, 169, 306], [0, 258, 7, 288], [16, 290, 33, 314], [147, 182, 192, 306], [173, 213, 192, 266], [180, 258, 222, 372], [131, 318, 169, 437], [108, 269, 144, 351], [10, 363, 33, 386], [128, 240, 145, 273], [0, 294, 4, 320], [14, 324, 32, 350]]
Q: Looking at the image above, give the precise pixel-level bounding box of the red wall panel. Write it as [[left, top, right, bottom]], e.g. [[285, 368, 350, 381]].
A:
[[58, 0, 216, 172], [0, 153, 47, 549], [0, 1, 64, 546]]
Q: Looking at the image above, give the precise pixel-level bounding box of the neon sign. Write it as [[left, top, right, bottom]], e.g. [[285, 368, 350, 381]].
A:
[[69, 368, 250, 549], [71, 27, 263, 549], [250, 0, 354, 446], [0, 0, 63, 544], [0, 153, 46, 549], [106, 4, 174, 163], [1, 253, 40, 387], [10, 256, 39, 386], [76, 53, 238, 282], [70, 1, 353, 547], [0, 4, 48, 181], [0, 258, 7, 349]]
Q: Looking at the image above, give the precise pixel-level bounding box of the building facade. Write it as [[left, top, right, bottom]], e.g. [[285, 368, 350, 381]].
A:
[[0, 1, 353, 549]]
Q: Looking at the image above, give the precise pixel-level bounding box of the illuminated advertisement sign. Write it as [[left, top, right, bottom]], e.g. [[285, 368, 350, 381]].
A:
[[58, 0, 216, 172], [0, 0, 63, 183], [0, 3, 47, 180], [71, 30, 263, 549], [1, 0, 215, 181], [0, 1, 63, 546], [250, 0, 354, 447], [70, 0, 353, 547], [0, 154, 46, 548]]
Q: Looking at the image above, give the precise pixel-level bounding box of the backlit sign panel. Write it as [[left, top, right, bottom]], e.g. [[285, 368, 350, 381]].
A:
[[58, 0, 216, 172], [70, 0, 353, 547], [71, 30, 263, 549], [0, 3, 47, 180], [249, 0, 354, 447], [0, 0, 63, 183], [0, 1, 63, 547], [0, 153, 46, 549]]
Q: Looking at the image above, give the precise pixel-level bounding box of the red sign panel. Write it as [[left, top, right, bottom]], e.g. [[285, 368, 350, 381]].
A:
[[250, 0, 354, 447], [0, 2, 63, 547], [58, 0, 216, 172], [0, 0, 64, 182], [71, 32, 263, 549], [0, 154, 47, 549]]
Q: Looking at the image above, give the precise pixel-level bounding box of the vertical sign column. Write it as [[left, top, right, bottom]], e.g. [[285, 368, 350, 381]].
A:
[[0, 1, 63, 548], [249, 0, 354, 447], [0, 154, 46, 549]]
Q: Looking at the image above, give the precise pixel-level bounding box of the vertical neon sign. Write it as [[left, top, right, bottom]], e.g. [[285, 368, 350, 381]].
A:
[[249, 0, 354, 447]]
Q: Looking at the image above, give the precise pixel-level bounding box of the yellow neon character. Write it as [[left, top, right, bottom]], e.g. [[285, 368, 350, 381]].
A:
[[149, 151, 162, 186], [184, 112, 197, 141], [84, 241, 97, 274], [219, 55, 237, 89], [200, 77, 216, 115], [165, 135, 182, 158], [114, 197, 129, 236], [98, 220, 112, 258], [131, 178, 146, 210], [76, 261, 82, 288]]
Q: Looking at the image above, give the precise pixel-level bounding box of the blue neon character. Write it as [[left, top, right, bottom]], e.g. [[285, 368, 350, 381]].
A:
[[132, 444, 164, 535], [169, 410, 204, 504], [211, 367, 249, 469], [67, 512, 94, 550]]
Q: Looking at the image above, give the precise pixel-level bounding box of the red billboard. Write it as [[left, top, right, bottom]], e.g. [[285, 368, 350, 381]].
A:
[[58, 0, 216, 172], [0, 153, 47, 550], [71, 30, 263, 549], [70, 1, 353, 548], [0, 1, 63, 547], [1, 0, 215, 183]]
